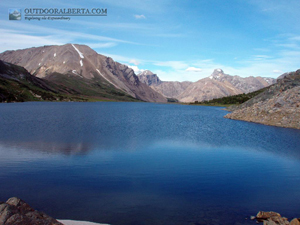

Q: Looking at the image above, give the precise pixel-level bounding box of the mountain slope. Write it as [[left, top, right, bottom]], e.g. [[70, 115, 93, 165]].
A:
[[0, 44, 167, 103], [137, 71, 192, 98], [178, 69, 276, 102], [0, 60, 62, 102], [225, 69, 300, 129], [0, 60, 139, 102], [208, 69, 275, 93], [150, 81, 192, 98]]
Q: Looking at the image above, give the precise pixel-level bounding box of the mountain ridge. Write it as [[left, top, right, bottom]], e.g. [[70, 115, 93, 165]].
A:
[[138, 69, 276, 102]]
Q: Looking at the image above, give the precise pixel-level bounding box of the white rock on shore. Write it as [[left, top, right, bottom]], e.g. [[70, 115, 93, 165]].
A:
[[58, 220, 109, 225]]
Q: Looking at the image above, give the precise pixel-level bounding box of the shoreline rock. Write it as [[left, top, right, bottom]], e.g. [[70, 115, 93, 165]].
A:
[[0, 197, 62, 225], [253, 211, 300, 225], [58, 220, 109, 225], [0, 197, 110, 225], [2, 197, 300, 225]]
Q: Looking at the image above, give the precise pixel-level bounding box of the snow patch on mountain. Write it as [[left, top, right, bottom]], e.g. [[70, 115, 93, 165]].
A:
[[264, 77, 273, 84], [96, 69, 120, 89], [72, 70, 82, 78], [80, 60, 83, 67], [72, 44, 84, 59], [139, 70, 153, 76]]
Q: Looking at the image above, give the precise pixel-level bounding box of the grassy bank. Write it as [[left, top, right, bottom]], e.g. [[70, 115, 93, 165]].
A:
[[189, 88, 268, 107]]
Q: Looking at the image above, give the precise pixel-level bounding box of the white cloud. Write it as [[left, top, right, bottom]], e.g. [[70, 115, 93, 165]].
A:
[[254, 48, 270, 52], [154, 61, 188, 70], [134, 14, 146, 19], [249, 0, 300, 31], [254, 55, 271, 59], [100, 46, 299, 82], [186, 67, 202, 72], [0, 20, 140, 52], [151, 70, 187, 82], [97, 0, 171, 13], [99, 53, 132, 62], [151, 60, 225, 81], [100, 53, 145, 66], [253, 55, 272, 61], [69, 19, 155, 31], [127, 65, 144, 74], [129, 59, 140, 65], [88, 42, 117, 49], [0, 29, 66, 52], [0, 28, 121, 53], [69, 19, 184, 39], [276, 43, 299, 49], [289, 36, 300, 41]]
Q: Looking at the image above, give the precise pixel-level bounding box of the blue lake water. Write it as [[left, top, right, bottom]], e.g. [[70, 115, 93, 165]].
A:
[[0, 102, 299, 225]]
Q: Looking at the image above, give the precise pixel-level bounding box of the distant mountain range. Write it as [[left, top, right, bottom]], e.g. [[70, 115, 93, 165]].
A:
[[138, 69, 276, 102], [225, 69, 300, 129], [138, 70, 192, 100], [0, 44, 167, 103]]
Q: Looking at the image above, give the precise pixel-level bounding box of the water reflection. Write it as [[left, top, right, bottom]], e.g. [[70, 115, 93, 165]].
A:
[[1, 102, 299, 158], [0, 141, 93, 156], [0, 133, 300, 162]]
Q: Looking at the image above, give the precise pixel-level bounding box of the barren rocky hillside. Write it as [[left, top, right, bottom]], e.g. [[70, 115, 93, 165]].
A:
[[225, 69, 300, 129]]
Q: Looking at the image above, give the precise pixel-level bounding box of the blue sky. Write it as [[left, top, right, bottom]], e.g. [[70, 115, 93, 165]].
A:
[[1, 0, 300, 81]]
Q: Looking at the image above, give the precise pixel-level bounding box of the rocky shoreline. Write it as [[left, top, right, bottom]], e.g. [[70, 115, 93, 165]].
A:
[[0, 197, 108, 225], [252, 211, 300, 225], [1, 197, 300, 225], [225, 86, 300, 129], [0, 197, 62, 225]]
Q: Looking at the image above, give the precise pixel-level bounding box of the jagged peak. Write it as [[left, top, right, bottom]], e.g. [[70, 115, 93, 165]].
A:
[[139, 70, 154, 76], [137, 70, 162, 86], [213, 68, 224, 74], [209, 68, 225, 80]]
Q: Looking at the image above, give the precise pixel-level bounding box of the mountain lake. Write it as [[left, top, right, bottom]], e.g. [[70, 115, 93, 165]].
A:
[[0, 102, 299, 225]]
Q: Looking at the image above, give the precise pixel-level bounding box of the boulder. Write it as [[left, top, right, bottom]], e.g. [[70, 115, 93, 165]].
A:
[[0, 197, 62, 225], [290, 218, 300, 225], [255, 211, 300, 225], [256, 211, 282, 220]]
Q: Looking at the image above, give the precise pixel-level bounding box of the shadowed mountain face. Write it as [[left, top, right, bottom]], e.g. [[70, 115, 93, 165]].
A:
[[0, 60, 67, 102], [0, 60, 54, 91], [0, 44, 167, 103], [138, 71, 192, 99], [138, 70, 163, 86], [138, 69, 276, 102]]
